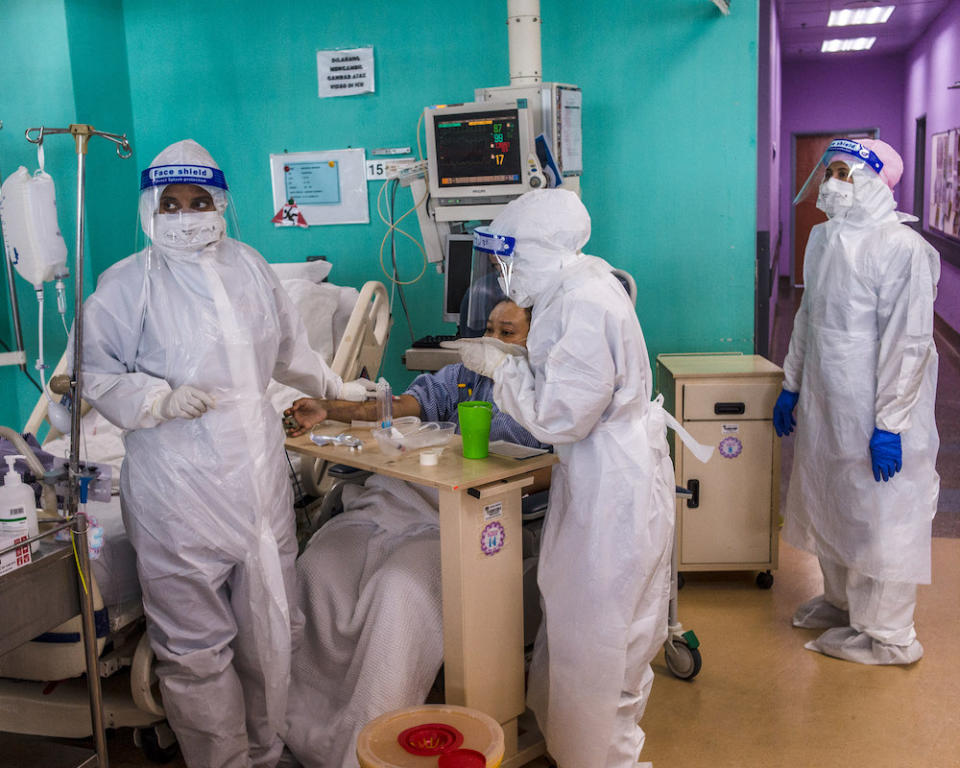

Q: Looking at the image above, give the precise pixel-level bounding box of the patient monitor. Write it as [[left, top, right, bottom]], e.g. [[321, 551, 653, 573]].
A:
[[424, 101, 542, 209], [409, 80, 581, 344]]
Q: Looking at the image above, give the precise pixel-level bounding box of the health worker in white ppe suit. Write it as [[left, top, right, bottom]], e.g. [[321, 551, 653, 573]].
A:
[[445, 189, 711, 768], [77, 139, 373, 768], [777, 138, 940, 665]]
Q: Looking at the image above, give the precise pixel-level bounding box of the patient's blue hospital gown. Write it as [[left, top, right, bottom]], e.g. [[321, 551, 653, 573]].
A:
[[283, 363, 548, 768], [406, 363, 550, 446]]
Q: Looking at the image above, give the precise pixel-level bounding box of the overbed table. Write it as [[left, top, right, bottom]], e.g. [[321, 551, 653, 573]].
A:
[[286, 425, 556, 767]]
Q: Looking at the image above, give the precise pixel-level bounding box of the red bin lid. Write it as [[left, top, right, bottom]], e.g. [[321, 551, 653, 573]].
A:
[[438, 748, 488, 768], [397, 723, 465, 756]]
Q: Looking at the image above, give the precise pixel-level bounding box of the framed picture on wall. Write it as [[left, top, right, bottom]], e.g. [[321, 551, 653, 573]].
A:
[[929, 128, 960, 240]]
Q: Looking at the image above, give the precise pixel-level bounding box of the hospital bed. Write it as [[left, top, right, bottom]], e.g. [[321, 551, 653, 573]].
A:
[[0, 260, 391, 761]]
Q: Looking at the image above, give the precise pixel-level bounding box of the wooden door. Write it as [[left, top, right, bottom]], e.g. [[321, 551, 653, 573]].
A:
[[792, 131, 875, 285]]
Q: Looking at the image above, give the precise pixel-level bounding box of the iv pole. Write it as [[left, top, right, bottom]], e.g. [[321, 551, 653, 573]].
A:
[[24, 123, 132, 768]]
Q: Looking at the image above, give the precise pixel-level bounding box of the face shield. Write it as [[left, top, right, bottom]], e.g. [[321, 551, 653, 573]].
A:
[[793, 139, 885, 218], [465, 229, 515, 332], [137, 158, 237, 258]]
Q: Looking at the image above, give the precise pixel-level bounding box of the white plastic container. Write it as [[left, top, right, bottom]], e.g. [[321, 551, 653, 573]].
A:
[[372, 421, 457, 457], [0, 166, 68, 288], [0, 455, 40, 555]]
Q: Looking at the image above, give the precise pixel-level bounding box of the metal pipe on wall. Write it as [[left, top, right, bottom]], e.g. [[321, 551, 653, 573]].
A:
[[507, 0, 542, 85]]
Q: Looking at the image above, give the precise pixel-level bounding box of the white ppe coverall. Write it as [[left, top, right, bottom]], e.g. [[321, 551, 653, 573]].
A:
[[486, 190, 676, 768], [79, 140, 342, 767], [783, 170, 940, 664]]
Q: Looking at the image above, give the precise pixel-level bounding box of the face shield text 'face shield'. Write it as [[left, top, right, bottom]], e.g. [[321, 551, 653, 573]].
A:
[[138, 163, 234, 255]]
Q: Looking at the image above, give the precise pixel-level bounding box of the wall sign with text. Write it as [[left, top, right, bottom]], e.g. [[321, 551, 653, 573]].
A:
[[317, 47, 374, 99]]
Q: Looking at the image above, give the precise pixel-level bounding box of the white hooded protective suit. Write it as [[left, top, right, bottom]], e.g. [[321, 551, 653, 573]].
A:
[[783, 156, 940, 662], [78, 140, 342, 768], [487, 189, 676, 768]]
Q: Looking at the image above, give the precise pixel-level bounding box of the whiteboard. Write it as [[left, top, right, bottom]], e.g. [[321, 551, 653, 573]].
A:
[[269, 148, 369, 225]]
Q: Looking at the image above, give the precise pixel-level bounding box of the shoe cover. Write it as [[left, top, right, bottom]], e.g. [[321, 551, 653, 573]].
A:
[[804, 626, 924, 665], [792, 594, 850, 629]]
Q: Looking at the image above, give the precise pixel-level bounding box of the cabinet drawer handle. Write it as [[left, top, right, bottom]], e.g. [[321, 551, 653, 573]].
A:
[[686, 479, 700, 509], [714, 402, 745, 415]]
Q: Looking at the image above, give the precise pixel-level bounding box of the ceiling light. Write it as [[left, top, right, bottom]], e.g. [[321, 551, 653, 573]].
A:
[[828, 6, 895, 26], [821, 37, 877, 52]]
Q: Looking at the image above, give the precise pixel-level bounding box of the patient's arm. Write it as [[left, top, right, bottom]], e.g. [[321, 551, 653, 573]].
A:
[[285, 395, 422, 436]]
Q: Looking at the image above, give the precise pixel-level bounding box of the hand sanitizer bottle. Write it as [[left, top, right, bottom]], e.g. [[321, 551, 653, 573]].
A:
[[1, 455, 40, 554]]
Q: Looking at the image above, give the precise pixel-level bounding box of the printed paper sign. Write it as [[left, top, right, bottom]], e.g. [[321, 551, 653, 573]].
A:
[[483, 502, 503, 521], [317, 47, 374, 98]]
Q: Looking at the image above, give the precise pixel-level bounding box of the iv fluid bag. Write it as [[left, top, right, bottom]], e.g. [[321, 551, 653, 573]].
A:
[[0, 166, 68, 288]]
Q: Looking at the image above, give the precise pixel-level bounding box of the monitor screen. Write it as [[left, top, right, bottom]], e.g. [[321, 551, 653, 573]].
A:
[[433, 107, 523, 189], [443, 235, 475, 323]]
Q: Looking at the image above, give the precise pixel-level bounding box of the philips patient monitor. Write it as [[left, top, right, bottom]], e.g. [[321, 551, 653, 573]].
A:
[[424, 101, 541, 208]]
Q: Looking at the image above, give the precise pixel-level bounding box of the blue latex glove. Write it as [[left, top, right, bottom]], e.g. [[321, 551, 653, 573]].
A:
[[870, 428, 902, 482], [773, 389, 799, 437]]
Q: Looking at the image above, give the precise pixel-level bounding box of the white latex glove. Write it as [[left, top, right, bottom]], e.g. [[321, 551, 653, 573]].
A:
[[151, 386, 216, 421], [339, 378, 378, 402], [440, 337, 526, 378]]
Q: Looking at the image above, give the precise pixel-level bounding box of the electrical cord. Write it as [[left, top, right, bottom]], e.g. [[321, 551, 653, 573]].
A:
[[389, 179, 417, 346], [376, 172, 428, 287]]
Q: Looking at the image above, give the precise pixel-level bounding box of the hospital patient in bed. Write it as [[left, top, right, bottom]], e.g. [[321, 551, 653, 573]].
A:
[[281, 300, 549, 768]]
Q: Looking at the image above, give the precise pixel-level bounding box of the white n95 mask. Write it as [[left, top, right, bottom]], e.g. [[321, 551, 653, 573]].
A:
[[816, 178, 854, 219], [152, 211, 225, 251]]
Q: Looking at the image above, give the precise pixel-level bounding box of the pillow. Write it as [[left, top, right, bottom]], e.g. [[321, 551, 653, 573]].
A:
[[269, 259, 332, 283], [281, 278, 339, 363]]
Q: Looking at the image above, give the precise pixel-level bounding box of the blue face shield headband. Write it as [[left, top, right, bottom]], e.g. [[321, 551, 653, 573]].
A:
[[793, 139, 884, 206], [140, 164, 228, 191], [821, 139, 884, 175], [472, 230, 516, 258]]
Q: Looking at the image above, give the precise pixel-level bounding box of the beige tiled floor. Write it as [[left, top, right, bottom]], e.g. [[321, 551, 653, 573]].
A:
[[640, 535, 960, 768]]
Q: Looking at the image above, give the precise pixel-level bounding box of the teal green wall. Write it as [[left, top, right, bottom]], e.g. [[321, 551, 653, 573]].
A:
[[2, 0, 758, 431], [1, 0, 79, 430], [549, 2, 759, 356], [63, 0, 139, 280]]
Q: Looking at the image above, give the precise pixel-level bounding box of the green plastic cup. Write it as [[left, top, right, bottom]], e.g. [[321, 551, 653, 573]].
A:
[[458, 401, 494, 459]]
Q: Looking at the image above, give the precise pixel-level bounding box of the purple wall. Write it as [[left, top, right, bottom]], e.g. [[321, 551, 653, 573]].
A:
[[780, 54, 906, 278], [902, 0, 960, 334]]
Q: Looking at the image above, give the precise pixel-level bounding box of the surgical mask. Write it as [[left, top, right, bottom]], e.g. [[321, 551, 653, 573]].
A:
[[152, 211, 225, 251], [816, 178, 854, 219]]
